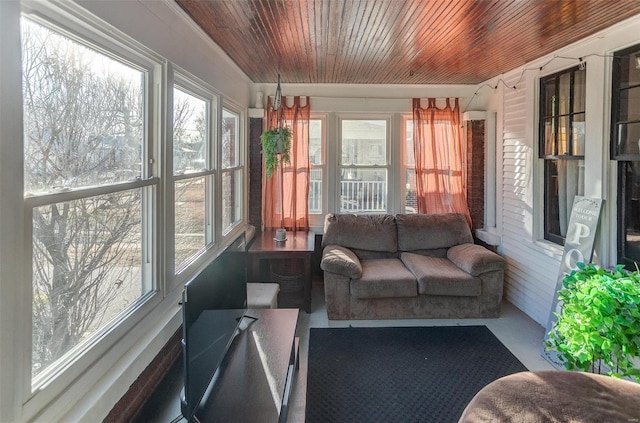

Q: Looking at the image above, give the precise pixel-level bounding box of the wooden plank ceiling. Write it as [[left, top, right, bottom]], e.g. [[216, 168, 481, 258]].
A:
[[176, 0, 640, 85]]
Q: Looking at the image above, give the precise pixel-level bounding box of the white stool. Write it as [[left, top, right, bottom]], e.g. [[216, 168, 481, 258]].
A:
[[247, 283, 279, 309]]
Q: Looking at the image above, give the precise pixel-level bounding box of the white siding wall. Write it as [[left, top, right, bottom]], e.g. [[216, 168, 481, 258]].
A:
[[499, 71, 562, 325], [490, 14, 640, 326]]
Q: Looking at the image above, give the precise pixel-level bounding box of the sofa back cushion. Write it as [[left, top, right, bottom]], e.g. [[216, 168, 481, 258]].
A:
[[322, 213, 398, 252], [396, 213, 473, 251]]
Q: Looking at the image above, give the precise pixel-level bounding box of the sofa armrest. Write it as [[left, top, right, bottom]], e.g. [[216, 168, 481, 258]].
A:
[[447, 243, 506, 276], [321, 244, 363, 279]]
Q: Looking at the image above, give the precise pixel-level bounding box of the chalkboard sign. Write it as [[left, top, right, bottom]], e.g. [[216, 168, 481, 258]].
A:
[[542, 196, 603, 368]]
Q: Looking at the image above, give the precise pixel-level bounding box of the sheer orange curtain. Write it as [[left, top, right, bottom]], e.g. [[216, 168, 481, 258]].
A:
[[412, 98, 471, 225], [262, 96, 310, 231]]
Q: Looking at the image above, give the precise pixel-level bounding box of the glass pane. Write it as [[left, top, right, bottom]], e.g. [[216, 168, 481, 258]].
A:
[[619, 86, 640, 122], [175, 177, 206, 269], [544, 159, 585, 244], [173, 88, 207, 175], [222, 110, 240, 169], [621, 161, 640, 268], [341, 120, 387, 165], [405, 120, 415, 166], [571, 113, 585, 156], [615, 122, 640, 157], [309, 168, 322, 214], [405, 168, 417, 213], [32, 190, 145, 379], [557, 116, 570, 155], [558, 73, 571, 115], [573, 68, 586, 113], [542, 118, 556, 156], [22, 18, 144, 195], [222, 170, 242, 232], [617, 48, 640, 89], [340, 168, 387, 212], [542, 78, 556, 117], [309, 120, 322, 165]]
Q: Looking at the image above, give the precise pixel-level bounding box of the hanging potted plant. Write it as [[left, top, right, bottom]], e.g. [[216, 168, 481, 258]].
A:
[[260, 126, 292, 178], [545, 262, 640, 381]]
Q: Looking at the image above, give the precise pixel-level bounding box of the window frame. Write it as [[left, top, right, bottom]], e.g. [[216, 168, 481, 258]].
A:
[[337, 114, 391, 214], [402, 114, 417, 213], [220, 103, 245, 236], [538, 65, 587, 245], [19, 3, 166, 415], [171, 72, 219, 275], [610, 43, 640, 269], [308, 115, 327, 226]]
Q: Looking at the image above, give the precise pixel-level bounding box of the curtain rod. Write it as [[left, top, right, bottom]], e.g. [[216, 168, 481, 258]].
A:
[[269, 95, 463, 101]]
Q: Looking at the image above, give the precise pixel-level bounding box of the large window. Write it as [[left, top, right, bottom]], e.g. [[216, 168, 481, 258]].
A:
[[339, 119, 389, 213], [221, 108, 243, 233], [13, 3, 249, 419], [404, 117, 418, 213], [308, 118, 324, 215], [611, 44, 640, 270], [173, 82, 216, 271], [22, 17, 156, 387], [539, 66, 586, 245]]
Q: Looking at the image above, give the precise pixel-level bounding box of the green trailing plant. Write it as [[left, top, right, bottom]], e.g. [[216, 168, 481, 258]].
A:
[[546, 262, 640, 381], [260, 126, 292, 178]]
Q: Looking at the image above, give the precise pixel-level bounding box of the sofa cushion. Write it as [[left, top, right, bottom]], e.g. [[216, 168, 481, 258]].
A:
[[400, 253, 481, 297], [322, 213, 397, 252], [321, 245, 363, 278], [350, 258, 417, 299], [396, 213, 473, 251], [447, 243, 507, 276]]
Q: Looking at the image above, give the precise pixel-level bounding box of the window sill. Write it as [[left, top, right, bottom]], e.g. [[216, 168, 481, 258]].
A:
[[475, 228, 501, 246], [23, 288, 183, 422]]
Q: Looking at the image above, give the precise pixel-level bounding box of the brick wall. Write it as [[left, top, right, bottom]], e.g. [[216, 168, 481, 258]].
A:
[[466, 120, 485, 231], [249, 117, 263, 228], [103, 328, 182, 423]]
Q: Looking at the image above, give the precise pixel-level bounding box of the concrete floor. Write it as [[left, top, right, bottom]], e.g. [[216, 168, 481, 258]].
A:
[[135, 278, 554, 423]]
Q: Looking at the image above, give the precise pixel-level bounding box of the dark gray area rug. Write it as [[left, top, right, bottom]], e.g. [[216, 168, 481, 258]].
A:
[[305, 325, 527, 423]]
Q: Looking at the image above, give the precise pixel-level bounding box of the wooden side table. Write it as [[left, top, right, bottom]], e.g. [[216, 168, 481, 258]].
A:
[[248, 230, 315, 313]]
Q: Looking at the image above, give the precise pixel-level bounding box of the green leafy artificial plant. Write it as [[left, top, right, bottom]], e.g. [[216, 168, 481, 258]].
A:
[[260, 126, 292, 178], [546, 262, 640, 381]]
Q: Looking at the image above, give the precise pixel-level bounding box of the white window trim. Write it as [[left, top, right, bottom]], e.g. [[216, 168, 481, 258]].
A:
[[18, 2, 167, 419], [536, 65, 588, 249], [308, 114, 327, 228], [171, 68, 220, 280], [400, 114, 414, 214], [3, 2, 253, 422], [531, 68, 563, 252], [0, 2, 26, 421], [220, 102, 246, 237], [337, 113, 393, 214]]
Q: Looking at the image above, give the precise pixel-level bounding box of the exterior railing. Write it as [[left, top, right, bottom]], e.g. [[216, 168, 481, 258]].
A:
[[309, 179, 322, 213], [307, 175, 387, 214], [340, 179, 386, 212]]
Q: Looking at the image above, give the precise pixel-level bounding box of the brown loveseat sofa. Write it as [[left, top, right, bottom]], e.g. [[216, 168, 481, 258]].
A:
[[320, 213, 507, 320]]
